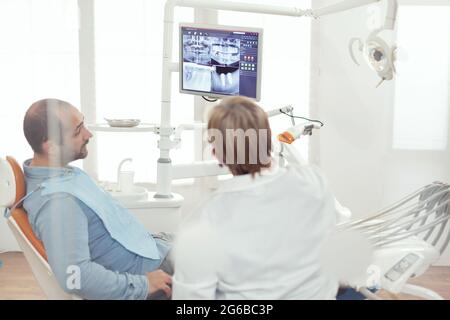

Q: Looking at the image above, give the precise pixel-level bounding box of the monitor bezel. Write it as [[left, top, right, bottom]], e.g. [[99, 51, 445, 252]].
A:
[[179, 22, 263, 102]]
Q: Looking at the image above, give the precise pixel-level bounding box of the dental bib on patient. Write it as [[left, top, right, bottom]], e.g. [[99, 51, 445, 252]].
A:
[[40, 167, 160, 259]]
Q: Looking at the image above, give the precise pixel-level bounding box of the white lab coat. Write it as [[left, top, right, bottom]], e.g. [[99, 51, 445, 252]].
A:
[[172, 164, 340, 300]]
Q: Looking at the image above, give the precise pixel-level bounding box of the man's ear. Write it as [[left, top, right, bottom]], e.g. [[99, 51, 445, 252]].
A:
[[41, 140, 50, 154], [44, 140, 59, 156]]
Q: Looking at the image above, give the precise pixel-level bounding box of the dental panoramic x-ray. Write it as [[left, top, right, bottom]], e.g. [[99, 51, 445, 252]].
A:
[[180, 24, 262, 100]]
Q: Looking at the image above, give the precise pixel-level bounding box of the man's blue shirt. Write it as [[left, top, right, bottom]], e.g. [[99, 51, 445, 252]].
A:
[[22, 159, 170, 299]]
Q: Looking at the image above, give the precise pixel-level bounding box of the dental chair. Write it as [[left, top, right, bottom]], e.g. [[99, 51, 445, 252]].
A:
[[0, 156, 80, 300], [340, 182, 450, 300], [277, 133, 450, 300]]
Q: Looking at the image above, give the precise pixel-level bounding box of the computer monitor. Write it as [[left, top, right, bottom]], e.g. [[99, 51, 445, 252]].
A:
[[179, 23, 263, 101]]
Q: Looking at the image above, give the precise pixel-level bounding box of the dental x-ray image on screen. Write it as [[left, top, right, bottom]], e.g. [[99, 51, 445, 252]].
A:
[[180, 24, 262, 101]]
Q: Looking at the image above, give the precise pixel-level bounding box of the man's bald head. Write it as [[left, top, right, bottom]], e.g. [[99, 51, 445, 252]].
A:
[[23, 99, 74, 154]]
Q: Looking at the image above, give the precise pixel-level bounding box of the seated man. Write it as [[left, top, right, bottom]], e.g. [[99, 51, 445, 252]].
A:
[[21, 99, 172, 299]]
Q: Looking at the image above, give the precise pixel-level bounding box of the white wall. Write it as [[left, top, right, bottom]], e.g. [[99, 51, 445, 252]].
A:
[[310, 0, 450, 265]]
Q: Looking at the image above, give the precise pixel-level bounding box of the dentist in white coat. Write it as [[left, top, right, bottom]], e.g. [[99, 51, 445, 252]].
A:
[[172, 97, 339, 300]]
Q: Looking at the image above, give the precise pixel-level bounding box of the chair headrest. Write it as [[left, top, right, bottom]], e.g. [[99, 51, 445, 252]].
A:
[[0, 156, 26, 208]]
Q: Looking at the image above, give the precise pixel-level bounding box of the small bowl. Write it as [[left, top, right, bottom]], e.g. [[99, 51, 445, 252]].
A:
[[105, 118, 141, 128], [109, 185, 148, 204]]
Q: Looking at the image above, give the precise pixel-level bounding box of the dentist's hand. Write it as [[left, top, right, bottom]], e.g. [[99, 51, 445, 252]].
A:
[[147, 269, 172, 298]]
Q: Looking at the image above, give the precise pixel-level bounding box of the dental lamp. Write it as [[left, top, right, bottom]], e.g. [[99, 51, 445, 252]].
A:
[[348, 0, 398, 87]]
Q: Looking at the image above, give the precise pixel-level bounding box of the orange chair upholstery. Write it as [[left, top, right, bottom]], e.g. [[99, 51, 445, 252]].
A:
[[6, 156, 47, 261], [3, 156, 80, 299]]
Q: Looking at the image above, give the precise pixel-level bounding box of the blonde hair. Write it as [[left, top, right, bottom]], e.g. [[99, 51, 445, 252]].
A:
[[207, 97, 272, 176]]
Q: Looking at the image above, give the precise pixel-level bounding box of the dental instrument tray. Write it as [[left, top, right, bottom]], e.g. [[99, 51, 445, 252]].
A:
[[104, 118, 141, 128]]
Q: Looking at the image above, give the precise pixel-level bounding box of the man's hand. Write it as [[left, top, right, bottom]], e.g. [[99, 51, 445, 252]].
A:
[[146, 269, 172, 298]]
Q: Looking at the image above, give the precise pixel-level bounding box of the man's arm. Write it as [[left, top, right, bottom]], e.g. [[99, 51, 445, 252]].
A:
[[35, 194, 149, 300]]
